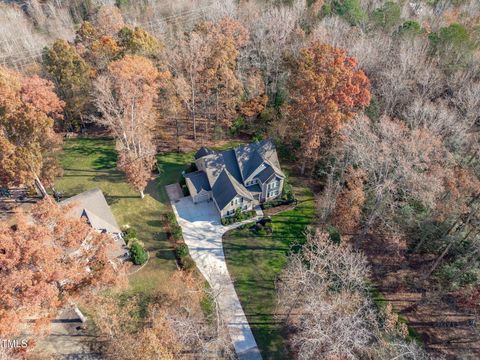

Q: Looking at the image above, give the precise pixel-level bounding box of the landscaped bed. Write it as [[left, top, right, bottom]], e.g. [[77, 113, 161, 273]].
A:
[[223, 182, 316, 359]]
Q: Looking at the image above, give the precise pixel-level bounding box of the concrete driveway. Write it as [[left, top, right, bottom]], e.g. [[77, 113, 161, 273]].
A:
[[170, 196, 262, 360]]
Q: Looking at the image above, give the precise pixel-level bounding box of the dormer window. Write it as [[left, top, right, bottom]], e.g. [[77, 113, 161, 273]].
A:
[[230, 197, 243, 206]]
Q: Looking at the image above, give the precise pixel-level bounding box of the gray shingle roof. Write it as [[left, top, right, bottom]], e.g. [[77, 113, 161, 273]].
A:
[[221, 149, 243, 183], [246, 183, 262, 194], [202, 152, 226, 185], [235, 139, 284, 181], [212, 169, 253, 210], [60, 188, 121, 234], [256, 164, 276, 183], [194, 147, 214, 160], [189, 139, 284, 210], [184, 171, 211, 196]]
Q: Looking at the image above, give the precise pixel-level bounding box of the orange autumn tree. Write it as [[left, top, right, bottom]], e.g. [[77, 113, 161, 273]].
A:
[[93, 55, 163, 198], [0, 65, 64, 196], [287, 41, 371, 174], [333, 166, 366, 235], [0, 200, 127, 337], [200, 17, 249, 129]]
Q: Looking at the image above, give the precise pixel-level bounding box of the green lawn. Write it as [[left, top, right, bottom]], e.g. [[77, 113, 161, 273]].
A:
[[56, 137, 313, 356], [55, 137, 241, 296], [223, 181, 316, 359], [55, 138, 197, 295]]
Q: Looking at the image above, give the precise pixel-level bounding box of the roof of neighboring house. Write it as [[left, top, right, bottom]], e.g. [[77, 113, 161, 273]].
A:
[[194, 146, 214, 160], [60, 188, 121, 234], [212, 169, 254, 210], [235, 139, 284, 181], [184, 171, 211, 196]]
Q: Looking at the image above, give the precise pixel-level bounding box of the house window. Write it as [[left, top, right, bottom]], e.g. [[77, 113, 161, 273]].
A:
[[230, 197, 243, 206], [268, 190, 279, 198], [268, 181, 278, 190]]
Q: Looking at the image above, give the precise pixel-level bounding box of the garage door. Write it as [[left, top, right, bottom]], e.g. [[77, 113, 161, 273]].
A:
[[195, 193, 209, 203]]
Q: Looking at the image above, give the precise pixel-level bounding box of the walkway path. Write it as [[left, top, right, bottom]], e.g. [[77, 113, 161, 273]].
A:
[[168, 193, 263, 360]]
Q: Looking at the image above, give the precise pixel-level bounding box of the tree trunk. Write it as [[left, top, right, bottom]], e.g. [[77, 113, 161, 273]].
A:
[[140, 190, 145, 199], [34, 175, 48, 198], [175, 116, 180, 153], [300, 159, 306, 175], [193, 111, 197, 141], [414, 193, 480, 253], [74, 305, 87, 323], [427, 225, 476, 278]]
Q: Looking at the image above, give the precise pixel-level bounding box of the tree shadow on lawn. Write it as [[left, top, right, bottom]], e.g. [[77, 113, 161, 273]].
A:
[[145, 179, 164, 203], [92, 172, 126, 184], [104, 194, 141, 206], [146, 219, 163, 228], [155, 248, 176, 261], [55, 185, 89, 199], [65, 142, 117, 170], [224, 242, 290, 252]]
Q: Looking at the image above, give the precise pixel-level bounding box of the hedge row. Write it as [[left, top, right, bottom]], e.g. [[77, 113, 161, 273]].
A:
[[221, 209, 256, 225]]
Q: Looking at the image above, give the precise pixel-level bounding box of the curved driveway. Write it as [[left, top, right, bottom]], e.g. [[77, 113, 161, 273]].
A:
[[169, 195, 262, 360]]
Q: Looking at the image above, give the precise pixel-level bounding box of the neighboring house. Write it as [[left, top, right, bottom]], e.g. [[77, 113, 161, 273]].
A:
[[60, 188, 128, 261], [184, 139, 285, 218]]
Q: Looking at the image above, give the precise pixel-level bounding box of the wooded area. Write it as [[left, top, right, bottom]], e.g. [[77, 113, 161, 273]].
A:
[[1, 0, 480, 359]]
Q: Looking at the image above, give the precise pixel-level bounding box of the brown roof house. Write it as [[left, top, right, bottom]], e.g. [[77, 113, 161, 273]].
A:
[[60, 188, 128, 262], [184, 139, 285, 218]]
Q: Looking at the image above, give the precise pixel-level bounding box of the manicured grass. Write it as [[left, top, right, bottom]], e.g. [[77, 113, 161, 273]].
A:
[[223, 180, 316, 359], [55, 137, 241, 296], [55, 138, 193, 295]]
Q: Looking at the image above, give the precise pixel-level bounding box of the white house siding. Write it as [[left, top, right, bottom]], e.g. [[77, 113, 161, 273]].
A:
[[220, 196, 253, 218], [262, 177, 284, 202]]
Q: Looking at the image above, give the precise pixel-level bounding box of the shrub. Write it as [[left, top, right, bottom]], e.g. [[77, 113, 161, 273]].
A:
[[214, 126, 224, 140], [123, 227, 138, 245], [221, 209, 256, 225], [130, 241, 148, 265], [181, 256, 196, 271], [253, 221, 273, 236], [429, 23, 476, 69], [166, 213, 176, 226], [257, 228, 268, 236], [282, 179, 295, 202], [332, 0, 366, 25], [265, 222, 273, 234], [320, 3, 332, 18], [327, 225, 341, 244], [365, 94, 381, 122], [176, 243, 189, 258], [397, 20, 423, 37], [370, 1, 401, 32], [229, 116, 245, 136], [171, 224, 183, 241], [262, 198, 294, 210]]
